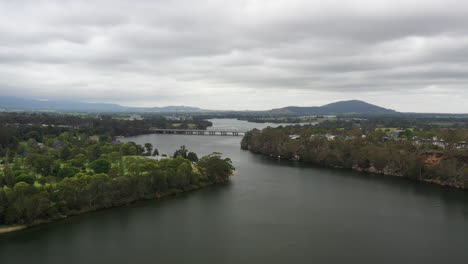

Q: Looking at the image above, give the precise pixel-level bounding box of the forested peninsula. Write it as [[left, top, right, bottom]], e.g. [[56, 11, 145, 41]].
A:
[[241, 126, 468, 189], [0, 131, 234, 233]]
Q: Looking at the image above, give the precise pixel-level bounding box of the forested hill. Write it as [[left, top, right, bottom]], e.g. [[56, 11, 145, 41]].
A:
[[271, 100, 397, 115]]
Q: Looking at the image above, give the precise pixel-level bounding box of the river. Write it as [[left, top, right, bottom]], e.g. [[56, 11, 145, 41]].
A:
[[1, 119, 468, 263]]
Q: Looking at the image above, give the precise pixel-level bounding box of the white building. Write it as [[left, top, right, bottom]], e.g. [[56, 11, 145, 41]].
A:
[[289, 135, 300, 140]]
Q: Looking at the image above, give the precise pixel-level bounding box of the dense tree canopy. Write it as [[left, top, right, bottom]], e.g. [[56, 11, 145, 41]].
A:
[[0, 132, 234, 226], [0, 112, 212, 157], [242, 126, 468, 188]]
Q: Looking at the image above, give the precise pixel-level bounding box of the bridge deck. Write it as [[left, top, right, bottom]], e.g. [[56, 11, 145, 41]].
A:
[[149, 128, 248, 136]]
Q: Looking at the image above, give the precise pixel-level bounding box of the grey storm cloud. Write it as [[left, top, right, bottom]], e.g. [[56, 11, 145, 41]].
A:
[[0, 0, 468, 112]]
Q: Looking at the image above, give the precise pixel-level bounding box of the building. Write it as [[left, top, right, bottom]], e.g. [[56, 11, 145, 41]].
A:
[[129, 115, 143, 121], [455, 141, 468, 149], [289, 135, 300, 140]]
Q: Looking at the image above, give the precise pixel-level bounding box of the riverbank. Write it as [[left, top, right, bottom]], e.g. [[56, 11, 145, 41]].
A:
[[0, 181, 230, 236], [252, 151, 467, 190], [0, 225, 27, 235], [351, 164, 466, 189], [3, 125, 468, 264], [0, 180, 230, 236], [241, 127, 468, 191]]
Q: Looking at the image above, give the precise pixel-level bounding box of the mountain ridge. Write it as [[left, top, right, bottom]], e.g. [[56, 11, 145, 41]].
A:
[[0, 96, 397, 115]]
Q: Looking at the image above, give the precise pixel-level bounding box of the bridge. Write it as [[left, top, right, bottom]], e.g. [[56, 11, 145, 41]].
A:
[[149, 128, 248, 136]]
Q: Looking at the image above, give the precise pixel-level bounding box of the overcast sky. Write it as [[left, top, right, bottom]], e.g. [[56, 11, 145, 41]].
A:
[[1, 0, 468, 112]]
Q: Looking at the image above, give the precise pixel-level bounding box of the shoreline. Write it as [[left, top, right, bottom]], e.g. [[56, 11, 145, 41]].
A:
[[0, 225, 27, 234], [0, 181, 229, 236], [351, 165, 466, 189], [255, 151, 466, 190]]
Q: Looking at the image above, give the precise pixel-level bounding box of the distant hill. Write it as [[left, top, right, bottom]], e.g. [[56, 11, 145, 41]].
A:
[[0, 96, 206, 113], [0, 96, 128, 112], [0, 97, 396, 115], [271, 100, 397, 115]]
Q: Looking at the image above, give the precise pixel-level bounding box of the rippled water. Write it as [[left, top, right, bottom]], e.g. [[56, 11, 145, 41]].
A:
[[1, 119, 468, 264]]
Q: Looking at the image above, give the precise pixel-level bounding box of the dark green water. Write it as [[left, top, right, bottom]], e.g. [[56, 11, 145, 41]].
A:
[[1, 119, 468, 263]]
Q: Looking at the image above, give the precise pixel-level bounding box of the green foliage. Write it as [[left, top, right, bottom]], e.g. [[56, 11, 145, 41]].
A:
[[152, 148, 159, 156], [1, 166, 15, 187], [26, 153, 53, 175], [57, 165, 80, 179], [90, 159, 112, 174], [187, 152, 199, 162], [144, 143, 153, 156], [69, 154, 87, 168], [120, 142, 138, 156], [0, 134, 234, 226], [173, 145, 188, 159], [243, 125, 468, 186], [15, 174, 35, 185], [197, 153, 234, 183], [60, 145, 72, 160]]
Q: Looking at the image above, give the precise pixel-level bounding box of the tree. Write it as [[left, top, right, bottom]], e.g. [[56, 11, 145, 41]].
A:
[[120, 142, 137, 156], [2, 166, 16, 187], [136, 145, 144, 155], [26, 153, 53, 176], [15, 174, 35, 184], [3, 182, 47, 224], [87, 144, 102, 161], [187, 152, 198, 162], [176, 161, 193, 187], [173, 145, 188, 159], [90, 159, 112, 174], [197, 153, 234, 183], [152, 148, 159, 156], [60, 145, 72, 160], [58, 165, 80, 178], [144, 143, 153, 156], [69, 154, 88, 168]]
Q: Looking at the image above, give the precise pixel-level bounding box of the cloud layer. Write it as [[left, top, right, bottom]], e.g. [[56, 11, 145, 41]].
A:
[[1, 0, 467, 112]]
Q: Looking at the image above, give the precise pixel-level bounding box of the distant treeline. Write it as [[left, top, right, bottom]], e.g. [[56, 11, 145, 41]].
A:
[[360, 115, 468, 129], [0, 112, 212, 156], [237, 115, 468, 128]]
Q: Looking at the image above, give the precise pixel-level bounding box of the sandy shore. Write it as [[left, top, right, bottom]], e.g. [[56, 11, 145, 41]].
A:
[[0, 225, 27, 235]]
